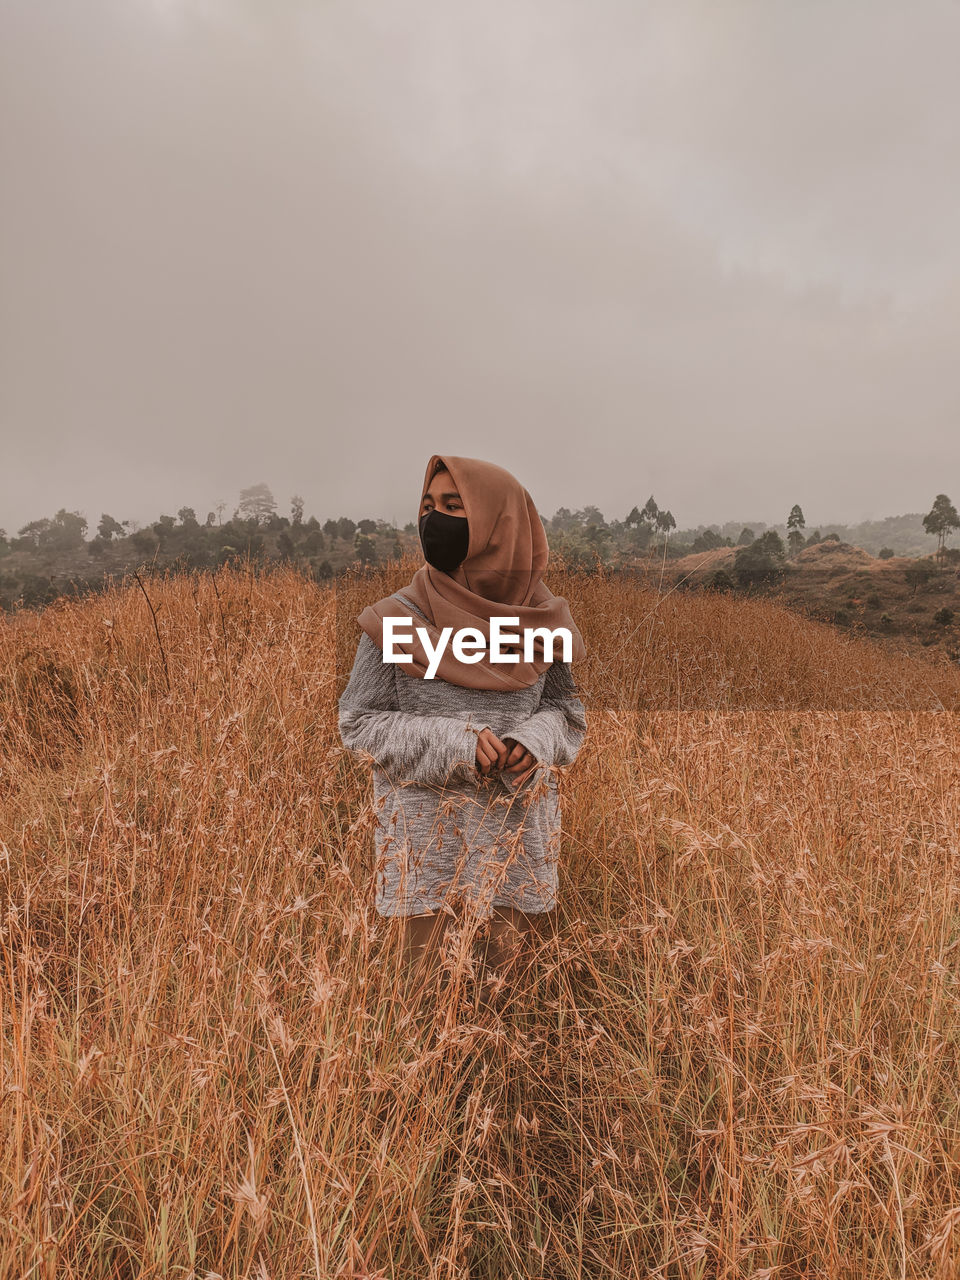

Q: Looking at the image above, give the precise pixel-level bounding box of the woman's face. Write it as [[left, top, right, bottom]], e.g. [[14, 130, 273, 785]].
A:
[[419, 472, 466, 519]]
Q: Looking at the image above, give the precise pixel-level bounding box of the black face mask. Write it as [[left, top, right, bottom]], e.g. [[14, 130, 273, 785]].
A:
[[419, 509, 470, 572]]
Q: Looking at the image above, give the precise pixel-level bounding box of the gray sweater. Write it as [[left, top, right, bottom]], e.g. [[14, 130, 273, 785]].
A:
[[337, 592, 588, 917]]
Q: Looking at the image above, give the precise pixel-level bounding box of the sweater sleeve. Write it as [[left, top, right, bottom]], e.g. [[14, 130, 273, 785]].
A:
[[500, 661, 588, 768], [337, 632, 481, 787]]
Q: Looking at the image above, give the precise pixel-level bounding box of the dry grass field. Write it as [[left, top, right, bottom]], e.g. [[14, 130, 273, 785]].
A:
[[3, 558, 960, 1279]]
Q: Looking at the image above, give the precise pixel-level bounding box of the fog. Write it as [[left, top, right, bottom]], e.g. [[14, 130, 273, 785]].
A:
[[2, 0, 959, 534]]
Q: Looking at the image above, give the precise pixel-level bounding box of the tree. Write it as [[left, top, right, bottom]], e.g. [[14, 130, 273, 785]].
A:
[[178, 507, 199, 529], [737, 527, 755, 546], [787, 504, 806, 532], [922, 493, 960, 567], [552, 532, 599, 569], [691, 528, 724, 553], [878, 546, 895, 560], [17, 518, 51, 549], [336, 517, 357, 542], [654, 509, 676, 543], [357, 518, 378, 536], [624, 506, 642, 529], [905, 562, 934, 595], [323, 519, 339, 539], [52, 509, 88, 549], [640, 496, 659, 527], [291, 495, 304, 526], [98, 513, 125, 541], [130, 529, 158, 554], [734, 531, 786, 588], [575, 505, 606, 528], [550, 507, 578, 533], [584, 523, 612, 555], [355, 533, 378, 565], [237, 483, 277, 525], [17, 510, 87, 551], [786, 504, 806, 557], [152, 514, 176, 538]]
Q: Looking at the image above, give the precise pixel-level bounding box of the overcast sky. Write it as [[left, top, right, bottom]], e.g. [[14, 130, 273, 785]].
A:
[[2, 0, 959, 536]]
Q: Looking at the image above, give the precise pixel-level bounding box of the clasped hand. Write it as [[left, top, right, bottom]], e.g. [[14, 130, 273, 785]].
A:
[[474, 727, 538, 783]]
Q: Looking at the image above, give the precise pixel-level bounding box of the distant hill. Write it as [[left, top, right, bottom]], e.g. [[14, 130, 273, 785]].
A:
[[667, 537, 960, 669], [671, 539, 921, 577], [676, 512, 936, 557]]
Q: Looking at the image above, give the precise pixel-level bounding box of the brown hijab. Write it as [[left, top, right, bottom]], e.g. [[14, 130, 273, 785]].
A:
[[356, 454, 586, 690]]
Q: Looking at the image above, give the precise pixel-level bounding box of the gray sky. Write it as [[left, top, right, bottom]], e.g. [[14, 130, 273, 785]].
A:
[[2, 0, 959, 536]]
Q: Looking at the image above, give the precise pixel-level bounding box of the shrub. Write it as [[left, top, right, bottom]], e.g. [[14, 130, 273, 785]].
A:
[[707, 569, 734, 592], [130, 529, 158, 555], [934, 607, 955, 626], [878, 547, 895, 560], [905, 563, 935, 593]]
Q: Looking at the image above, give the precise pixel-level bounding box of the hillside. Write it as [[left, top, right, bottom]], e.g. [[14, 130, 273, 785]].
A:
[[666, 538, 960, 667], [670, 538, 918, 576]]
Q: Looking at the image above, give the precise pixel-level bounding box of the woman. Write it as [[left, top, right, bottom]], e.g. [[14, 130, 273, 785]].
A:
[[337, 454, 587, 1012]]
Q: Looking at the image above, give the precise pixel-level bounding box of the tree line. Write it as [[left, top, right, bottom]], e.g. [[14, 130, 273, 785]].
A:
[[1, 483, 957, 610]]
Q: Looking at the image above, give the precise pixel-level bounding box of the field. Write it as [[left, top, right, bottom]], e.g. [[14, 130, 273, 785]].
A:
[[3, 559, 960, 1279]]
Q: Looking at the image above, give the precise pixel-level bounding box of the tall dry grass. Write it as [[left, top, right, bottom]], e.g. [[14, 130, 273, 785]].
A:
[[2, 558, 960, 1279]]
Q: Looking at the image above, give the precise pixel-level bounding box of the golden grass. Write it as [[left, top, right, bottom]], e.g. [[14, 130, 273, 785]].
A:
[[2, 558, 960, 1278]]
